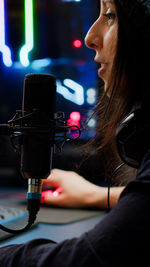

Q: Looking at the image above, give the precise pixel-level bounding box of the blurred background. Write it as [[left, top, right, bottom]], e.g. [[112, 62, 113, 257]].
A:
[[0, 0, 105, 188]]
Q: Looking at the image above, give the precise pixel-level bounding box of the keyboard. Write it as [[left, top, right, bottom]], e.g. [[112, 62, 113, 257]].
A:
[[0, 205, 28, 241]]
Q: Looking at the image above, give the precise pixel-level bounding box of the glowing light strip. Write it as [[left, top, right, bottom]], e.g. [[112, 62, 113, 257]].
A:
[[31, 58, 52, 69], [57, 79, 84, 105], [19, 0, 34, 66], [0, 0, 12, 67], [63, 79, 84, 105]]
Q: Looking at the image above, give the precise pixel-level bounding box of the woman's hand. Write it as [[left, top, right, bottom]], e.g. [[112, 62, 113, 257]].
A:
[[42, 169, 108, 209], [42, 169, 125, 209]]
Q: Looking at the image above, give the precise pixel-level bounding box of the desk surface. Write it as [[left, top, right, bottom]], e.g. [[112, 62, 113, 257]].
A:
[[0, 190, 106, 246]]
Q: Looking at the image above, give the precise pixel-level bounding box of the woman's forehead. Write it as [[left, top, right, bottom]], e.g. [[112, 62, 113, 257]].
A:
[[102, 0, 114, 3]]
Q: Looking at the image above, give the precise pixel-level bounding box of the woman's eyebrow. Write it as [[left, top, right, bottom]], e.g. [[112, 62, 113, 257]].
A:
[[102, 0, 114, 4]]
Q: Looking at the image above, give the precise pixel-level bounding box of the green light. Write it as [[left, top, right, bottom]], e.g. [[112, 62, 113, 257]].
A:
[[19, 0, 34, 67]]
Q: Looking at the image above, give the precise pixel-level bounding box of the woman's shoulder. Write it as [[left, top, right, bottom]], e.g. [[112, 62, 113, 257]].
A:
[[118, 149, 150, 207], [136, 149, 150, 181]]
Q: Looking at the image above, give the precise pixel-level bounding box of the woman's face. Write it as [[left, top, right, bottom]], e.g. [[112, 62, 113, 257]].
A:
[[85, 0, 118, 92]]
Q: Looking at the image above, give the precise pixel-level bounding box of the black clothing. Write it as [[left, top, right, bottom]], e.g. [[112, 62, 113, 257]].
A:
[[0, 150, 150, 266]]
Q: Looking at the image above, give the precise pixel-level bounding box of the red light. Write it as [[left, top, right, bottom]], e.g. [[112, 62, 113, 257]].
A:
[[41, 187, 63, 203], [73, 39, 82, 48], [70, 111, 81, 121], [67, 112, 81, 128]]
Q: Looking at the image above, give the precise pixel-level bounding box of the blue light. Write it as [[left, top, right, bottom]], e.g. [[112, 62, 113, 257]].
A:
[[87, 88, 96, 104], [57, 79, 84, 106], [63, 79, 84, 105], [13, 62, 25, 69], [87, 118, 96, 128], [31, 58, 52, 69]]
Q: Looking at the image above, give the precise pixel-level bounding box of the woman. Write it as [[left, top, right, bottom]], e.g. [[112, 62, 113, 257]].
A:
[[42, 0, 147, 210], [0, 0, 150, 266]]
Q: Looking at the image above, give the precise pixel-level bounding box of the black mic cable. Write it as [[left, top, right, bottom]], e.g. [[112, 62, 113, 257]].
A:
[[0, 179, 42, 234]]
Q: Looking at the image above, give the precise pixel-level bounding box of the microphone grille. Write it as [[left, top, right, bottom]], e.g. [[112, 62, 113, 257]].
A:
[[25, 73, 56, 85], [23, 73, 56, 117]]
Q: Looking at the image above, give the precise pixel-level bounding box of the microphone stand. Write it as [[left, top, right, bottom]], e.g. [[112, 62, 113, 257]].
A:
[[0, 110, 81, 234]]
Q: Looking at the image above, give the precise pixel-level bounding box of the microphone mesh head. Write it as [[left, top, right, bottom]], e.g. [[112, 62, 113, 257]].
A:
[[23, 73, 56, 118], [21, 74, 56, 179]]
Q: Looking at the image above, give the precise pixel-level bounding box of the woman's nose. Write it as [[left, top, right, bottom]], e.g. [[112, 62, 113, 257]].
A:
[[84, 19, 102, 50]]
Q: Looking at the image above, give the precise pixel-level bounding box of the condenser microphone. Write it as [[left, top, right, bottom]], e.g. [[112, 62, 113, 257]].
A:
[[21, 73, 56, 219], [21, 73, 56, 180]]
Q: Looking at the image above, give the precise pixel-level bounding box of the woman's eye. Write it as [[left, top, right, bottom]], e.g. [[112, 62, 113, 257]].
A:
[[103, 12, 116, 20]]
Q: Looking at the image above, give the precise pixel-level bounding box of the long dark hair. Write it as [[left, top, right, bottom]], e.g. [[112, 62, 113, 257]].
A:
[[91, 0, 150, 183]]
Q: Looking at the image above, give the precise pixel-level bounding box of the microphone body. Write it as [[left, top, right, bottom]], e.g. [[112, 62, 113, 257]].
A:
[[21, 73, 56, 180]]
